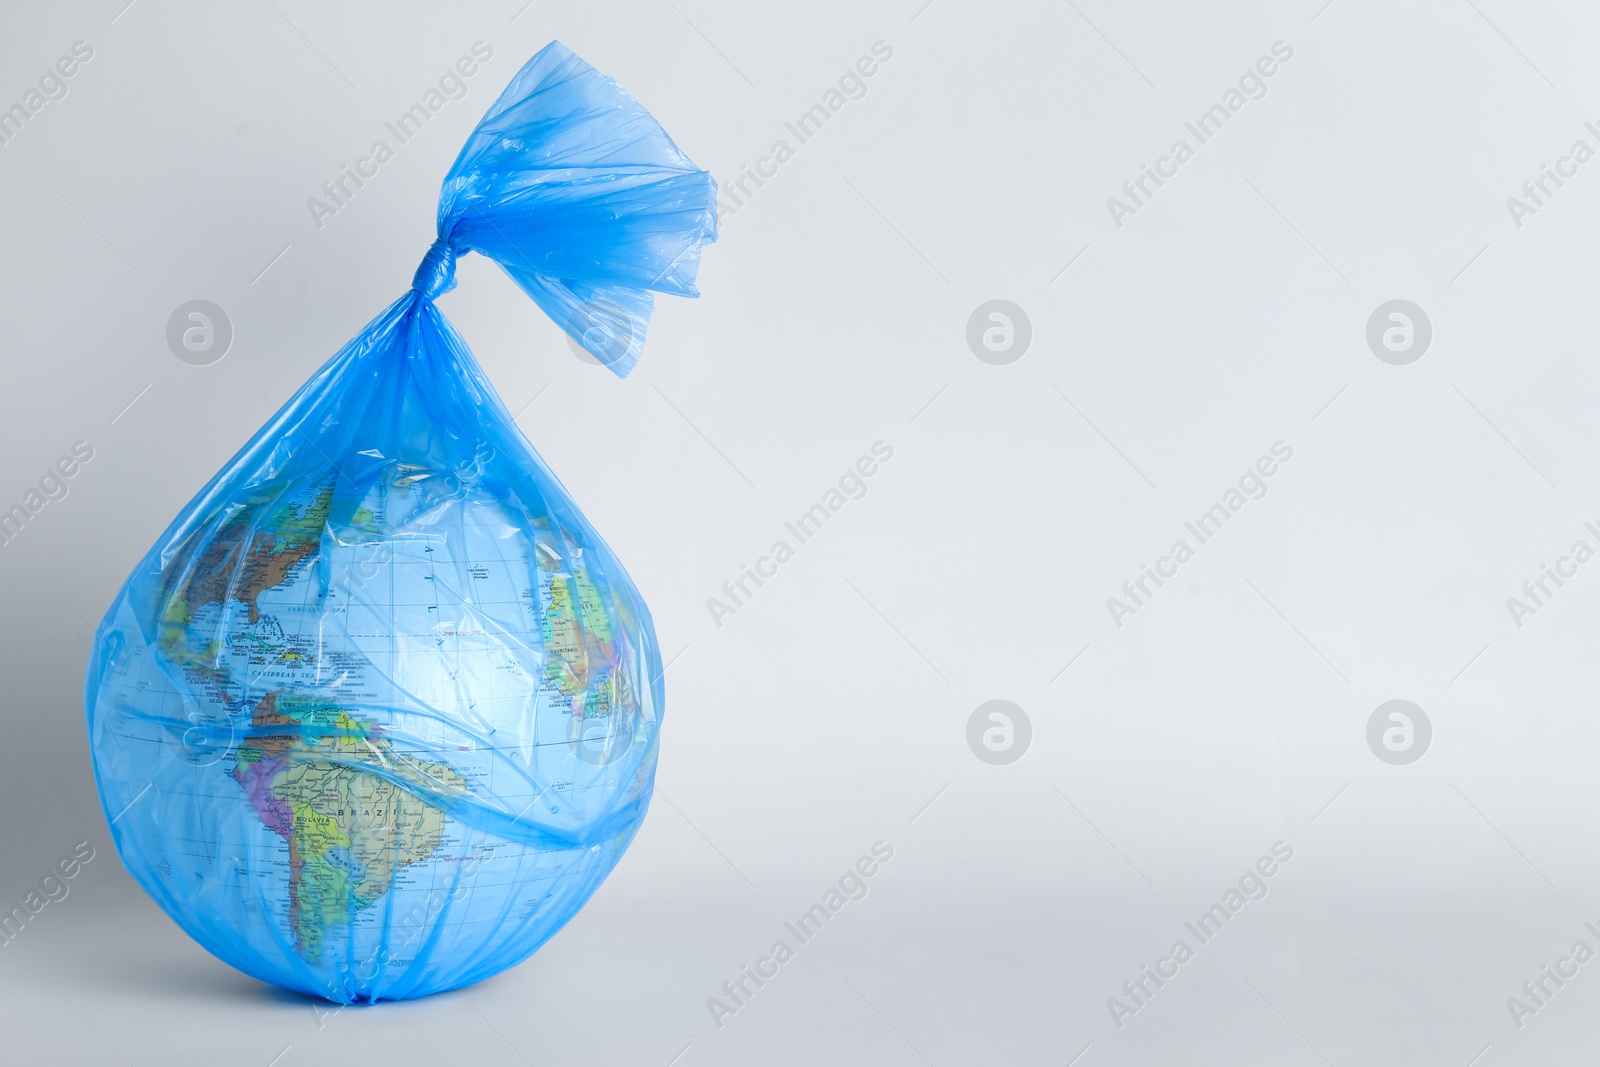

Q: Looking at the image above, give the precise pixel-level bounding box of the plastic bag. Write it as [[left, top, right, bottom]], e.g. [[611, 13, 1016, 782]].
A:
[[83, 41, 717, 1003]]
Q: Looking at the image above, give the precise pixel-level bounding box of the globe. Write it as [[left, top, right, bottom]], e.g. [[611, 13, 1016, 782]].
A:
[[84, 36, 715, 1003], [85, 297, 664, 1003]]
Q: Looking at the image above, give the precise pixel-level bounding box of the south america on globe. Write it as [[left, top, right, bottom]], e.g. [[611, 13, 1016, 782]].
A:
[[84, 41, 717, 1003]]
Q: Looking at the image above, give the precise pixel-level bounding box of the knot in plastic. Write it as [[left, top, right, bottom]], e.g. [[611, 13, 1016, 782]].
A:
[[411, 238, 457, 300]]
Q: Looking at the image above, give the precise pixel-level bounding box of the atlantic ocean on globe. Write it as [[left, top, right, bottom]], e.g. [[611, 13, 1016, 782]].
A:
[[83, 42, 717, 1002]]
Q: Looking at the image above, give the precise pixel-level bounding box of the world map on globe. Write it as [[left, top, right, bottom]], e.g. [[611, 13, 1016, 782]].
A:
[[88, 456, 658, 998], [85, 36, 715, 1003]]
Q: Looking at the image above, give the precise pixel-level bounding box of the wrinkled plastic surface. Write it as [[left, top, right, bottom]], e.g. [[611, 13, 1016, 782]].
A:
[[84, 42, 716, 1003]]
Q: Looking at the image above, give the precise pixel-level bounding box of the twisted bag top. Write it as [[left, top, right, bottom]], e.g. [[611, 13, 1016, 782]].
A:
[[414, 41, 716, 372], [83, 42, 717, 1003]]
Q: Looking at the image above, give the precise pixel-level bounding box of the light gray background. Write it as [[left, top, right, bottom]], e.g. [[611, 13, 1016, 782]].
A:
[[1, 0, 1596, 1063]]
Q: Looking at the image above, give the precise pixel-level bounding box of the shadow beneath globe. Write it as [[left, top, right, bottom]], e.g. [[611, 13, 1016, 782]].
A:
[[47, 878, 523, 1011], [36, 892, 287, 1010]]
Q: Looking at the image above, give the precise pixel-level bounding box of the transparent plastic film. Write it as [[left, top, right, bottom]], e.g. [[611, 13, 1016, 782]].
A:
[[84, 41, 716, 1003]]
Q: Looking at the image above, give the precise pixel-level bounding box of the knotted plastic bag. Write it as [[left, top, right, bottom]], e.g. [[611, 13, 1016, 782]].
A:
[[83, 42, 716, 1003]]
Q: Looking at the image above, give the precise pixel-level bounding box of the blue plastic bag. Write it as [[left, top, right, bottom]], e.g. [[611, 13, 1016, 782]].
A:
[[84, 41, 716, 1003]]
